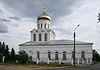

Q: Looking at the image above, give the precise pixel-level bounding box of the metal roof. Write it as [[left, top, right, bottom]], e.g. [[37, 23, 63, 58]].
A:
[[19, 39, 93, 46]]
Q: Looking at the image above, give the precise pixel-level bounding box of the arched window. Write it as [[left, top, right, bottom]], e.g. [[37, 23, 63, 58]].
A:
[[63, 51, 66, 60], [45, 33, 47, 41], [55, 52, 58, 60], [81, 51, 85, 59], [39, 34, 41, 41], [37, 51, 40, 60], [30, 56, 32, 61], [48, 52, 51, 60], [41, 24, 43, 28], [48, 25, 49, 29], [72, 52, 74, 59], [33, 34, 36, 41], [45, 24, 46, 28]]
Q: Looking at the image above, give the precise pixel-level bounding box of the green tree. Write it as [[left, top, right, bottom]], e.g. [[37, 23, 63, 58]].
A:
[[5, 45, 10, 62], [18, 50, 29, 64], [97, 13, 100, 23], [2, 42, 6, 56], [93, 49, 100, 62], [0, 42, 2, 53], [10, 48, 15, 62], [0, 52, 2, 62]]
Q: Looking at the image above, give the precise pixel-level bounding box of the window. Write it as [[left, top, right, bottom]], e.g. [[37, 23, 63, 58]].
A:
[[41, 24, 43, 28], [45, 33, 47, 41], [63, 51, 66, 60], [39, 34, 41, 41], [37, 52, 40, 60], [48, 25, 49, 29], [72, 52, 74, 59], [30, 56, 32, 61], [33, 34, 36, 41], [48, 52, 51, 60], [45, 24, 46, 28], [55, 52, 58, 60], [81, 51, 85, 59]]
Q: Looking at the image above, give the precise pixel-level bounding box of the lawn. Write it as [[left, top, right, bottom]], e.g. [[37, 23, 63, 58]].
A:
[[0, 62, 72, 67]]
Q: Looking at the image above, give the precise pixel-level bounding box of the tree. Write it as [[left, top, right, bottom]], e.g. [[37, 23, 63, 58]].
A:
[[0, 42, 17, 62], [0, 42, 2, 53], [10, 48, 15, 62], [17, 50, 29, 64], [97, 12, 100, 23], [0, 52, 2, 62], [93, 49, 100, 62], [5, 45, 10, 62], [2, 42, 6, 56]]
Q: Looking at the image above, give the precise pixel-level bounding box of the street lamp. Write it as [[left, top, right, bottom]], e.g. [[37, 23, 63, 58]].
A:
[[73, 24, 80, 67]]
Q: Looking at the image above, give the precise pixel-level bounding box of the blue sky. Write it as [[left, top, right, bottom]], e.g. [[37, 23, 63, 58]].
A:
[[0, 0, 100, 53]]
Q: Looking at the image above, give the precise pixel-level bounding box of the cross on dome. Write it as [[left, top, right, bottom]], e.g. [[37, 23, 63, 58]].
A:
[[37, 8, 51, 21], [43, 8, 45, 14]]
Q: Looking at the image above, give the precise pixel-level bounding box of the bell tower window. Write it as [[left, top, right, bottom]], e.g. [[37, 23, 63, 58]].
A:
[[41, 24, 43, 28], [45, 33, 47, 41], [45, 24, 46, 28], [39, 34, 42, 41], [33, 34, 36, 41], [48, 25, 49, 29]]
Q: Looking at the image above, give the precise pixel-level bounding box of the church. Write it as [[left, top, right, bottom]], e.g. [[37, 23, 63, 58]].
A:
[[19, 8, 93, 64]]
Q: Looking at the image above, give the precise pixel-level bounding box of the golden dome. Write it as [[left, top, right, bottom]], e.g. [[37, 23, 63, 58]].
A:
[[37, 8, 51, 21]]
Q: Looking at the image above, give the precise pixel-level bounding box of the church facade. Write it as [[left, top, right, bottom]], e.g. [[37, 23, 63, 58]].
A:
[[19, 8, 93, 64]]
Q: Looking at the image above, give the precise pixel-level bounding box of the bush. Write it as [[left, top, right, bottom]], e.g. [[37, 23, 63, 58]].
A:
[[17, 50, 29, 64]]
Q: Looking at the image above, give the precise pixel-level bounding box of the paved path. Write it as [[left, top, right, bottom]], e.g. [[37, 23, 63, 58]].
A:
[[40, 64, 100, 70]]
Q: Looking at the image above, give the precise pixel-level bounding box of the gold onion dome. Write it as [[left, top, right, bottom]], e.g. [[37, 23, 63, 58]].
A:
[[38, 8, 51, 21]]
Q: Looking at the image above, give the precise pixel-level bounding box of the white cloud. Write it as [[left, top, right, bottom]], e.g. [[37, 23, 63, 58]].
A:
[[0, 0, 100, 54]]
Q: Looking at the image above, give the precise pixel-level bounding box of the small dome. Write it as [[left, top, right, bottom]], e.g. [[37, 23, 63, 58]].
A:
[[37, 8, 51, 21]]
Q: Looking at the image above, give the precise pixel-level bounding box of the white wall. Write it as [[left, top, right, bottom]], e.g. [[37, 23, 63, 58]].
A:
[[31, 29, 55, 42], [19, 44, 92, 64]]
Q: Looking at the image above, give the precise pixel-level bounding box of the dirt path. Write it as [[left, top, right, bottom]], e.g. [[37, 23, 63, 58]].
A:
[[0, 63, 100, 70], [0, 65, 65, 70]]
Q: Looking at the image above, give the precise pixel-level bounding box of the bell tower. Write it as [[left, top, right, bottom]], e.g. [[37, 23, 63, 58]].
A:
[[31, 8, 56, 42], [37, 8, 51, 29]]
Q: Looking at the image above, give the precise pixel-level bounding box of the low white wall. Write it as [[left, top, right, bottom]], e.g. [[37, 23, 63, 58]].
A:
[[19, 44, 92, 64]]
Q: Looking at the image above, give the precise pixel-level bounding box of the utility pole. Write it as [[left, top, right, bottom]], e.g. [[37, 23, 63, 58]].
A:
[[73, 24, 80, 67]]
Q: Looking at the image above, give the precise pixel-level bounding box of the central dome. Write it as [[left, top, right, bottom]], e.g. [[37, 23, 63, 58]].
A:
[[37, 8, 51, 21]]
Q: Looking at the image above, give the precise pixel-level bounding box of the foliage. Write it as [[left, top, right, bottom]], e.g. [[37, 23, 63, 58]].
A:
[[93, 49, 100, 62], [0, 42, 14, 62], [97, 13, 100, 23], [0, 62, 71, 66], [2, 42, 6, 56], [17, 50, 29, 64], [0, 52, 2, 62], [5, 45, 10, 62], [0, 41, 30, 64], [10, 48, 15, 62]]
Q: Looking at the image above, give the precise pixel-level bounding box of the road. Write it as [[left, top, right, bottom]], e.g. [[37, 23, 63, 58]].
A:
[[0, 63, 100, 70], [39, 64, 100, 70]]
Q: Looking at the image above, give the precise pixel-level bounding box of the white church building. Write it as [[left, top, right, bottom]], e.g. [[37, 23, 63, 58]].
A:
[[19, 8, 93, 64]]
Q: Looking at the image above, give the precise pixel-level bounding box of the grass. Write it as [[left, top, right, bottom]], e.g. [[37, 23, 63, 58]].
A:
[[0, 62, 72, 67]]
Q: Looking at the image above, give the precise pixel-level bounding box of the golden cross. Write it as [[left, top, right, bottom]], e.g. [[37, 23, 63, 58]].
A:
[[43, 7, 45, 14]]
